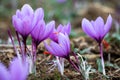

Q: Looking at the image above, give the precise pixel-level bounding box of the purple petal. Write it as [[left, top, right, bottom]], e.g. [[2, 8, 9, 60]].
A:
[[44, 42, 55, 55], [21, 4, 33, 17], [82, 18, 97, 40], [63, 22, 71, 35], [31, 20, 45, 43], [57, 24, 63, 32], [50, 41, 67, 58], [9, 58, 28, 80], [12, 15, 23, 35], [41, 21, 55, 41], [16, 10, 22, 19], [22, 16, 33, 36], [93, 17, 104, 38], [0, 63, 10, 80], [58, 33, 70, 55], [32, 8, 44, 27], [103, 15, 112, 37]]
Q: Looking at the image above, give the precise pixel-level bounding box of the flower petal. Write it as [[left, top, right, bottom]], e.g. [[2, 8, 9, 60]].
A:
[[32, 8, 44, 27], [9, 58, 28, 80], [50, 41, 67, 58], [63, 22, 71, 35], [57, 24, 63, 32], [41, 21, 55, 41], [93, 17, 104, 38], [82, 18, 97, 39], [103, 15, 112, 37], [31, 20, 45, 44], [44, 42, 55, 55], [21, 4, 33, 17], [58, 33, 70, 55], [0, 63, 10, 80], [22, 16, 33, 36], [12, 15, 23, 35]]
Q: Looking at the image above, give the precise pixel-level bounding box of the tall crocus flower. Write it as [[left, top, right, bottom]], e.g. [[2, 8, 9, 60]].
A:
[[82, 15, 112, 75], [49, 22, 71, 42], [12, 4, 34, 40], [12, 4, 34, 60], [0, 57, 28, 80], [31, 20, 55, 62]]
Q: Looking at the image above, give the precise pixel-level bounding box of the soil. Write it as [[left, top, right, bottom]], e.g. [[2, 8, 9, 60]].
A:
[[0, 31, 120, 80]]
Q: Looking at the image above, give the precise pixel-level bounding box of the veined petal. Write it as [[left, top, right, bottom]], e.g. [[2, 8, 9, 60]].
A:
[[44, 42, 56, 55], [58, 33, 70, 55], [103, 15, 112, 37], [9, 58, 28, 80], [41, 21, 55, 41], [57, 24, 63, 32], [21, 4, 33, 17], [16, 10, 22, 19], [32, 8, 44, 27], [0, 63, 10, 80], [93, 17, 104, 38], [22, 16, 32, 36], [12, 15, 23, 35], [63, 22, 71, 35], [82, 18, 97, 39], [31, 20, 45, 43], [50, 41, 67, 58]]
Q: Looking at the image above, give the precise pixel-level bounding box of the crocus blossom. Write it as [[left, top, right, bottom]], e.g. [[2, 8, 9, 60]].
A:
[[12, 4, 34, 39], [45, 33, 70, 59], [82, 15, 112, 75], [0, 57, 28, 80], [82, 15, 112, 43], [31, 20, 55, 46], [49, 22, 71, 42]]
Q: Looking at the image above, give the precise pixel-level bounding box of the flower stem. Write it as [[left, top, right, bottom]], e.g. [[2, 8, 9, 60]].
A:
[[31, 40, 37, 74], [22, 37, 27, 62], [99, 43, 106, 75], [68, 58, 81, 74]]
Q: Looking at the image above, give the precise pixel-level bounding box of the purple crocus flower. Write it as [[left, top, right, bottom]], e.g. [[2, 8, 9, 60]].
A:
[[45, 33, 70, 59], [49, 22, 71, 42], [82, 15, 112, 43], [0, 57, 28, 80], [12, 4, 34, 39], [82, 15, 112, 75]]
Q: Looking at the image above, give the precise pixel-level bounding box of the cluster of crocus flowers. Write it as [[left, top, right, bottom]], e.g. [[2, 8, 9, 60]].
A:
[[12, 4, 55, 74], [82, 15, 112, 75], [0, 57, 28, 80]]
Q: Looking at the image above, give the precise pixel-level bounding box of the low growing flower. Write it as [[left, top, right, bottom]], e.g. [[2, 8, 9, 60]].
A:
[[45, 33, 81, 74], [82, 15, 112, 75], [45, 33, 70, 59], [0, 57, 28, 80]]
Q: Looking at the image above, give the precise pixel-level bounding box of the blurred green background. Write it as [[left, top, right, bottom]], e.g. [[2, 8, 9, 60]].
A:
[[0, 0, 120, 44]]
